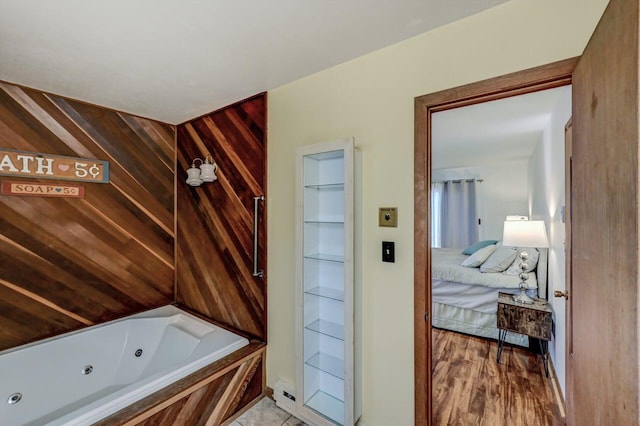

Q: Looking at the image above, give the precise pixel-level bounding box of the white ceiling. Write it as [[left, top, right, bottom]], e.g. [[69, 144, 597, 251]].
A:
[[0, 0, 509, 124], [432, 86, 572, 171]]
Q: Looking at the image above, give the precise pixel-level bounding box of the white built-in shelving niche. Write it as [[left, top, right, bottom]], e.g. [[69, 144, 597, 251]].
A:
[[295, 138, 360, 426]]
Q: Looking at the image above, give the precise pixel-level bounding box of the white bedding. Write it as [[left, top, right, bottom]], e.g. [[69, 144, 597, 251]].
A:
[[432, 302, 528, 346], [432, 248, 537, 289], [432, 279, 537, 314], [431, 247, 545, 347]]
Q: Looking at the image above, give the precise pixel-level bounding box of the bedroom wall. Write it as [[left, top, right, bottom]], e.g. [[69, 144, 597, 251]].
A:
[[433, 161, 529, 242], [267, 0, 607, 424], [528, 85, 572, 396]]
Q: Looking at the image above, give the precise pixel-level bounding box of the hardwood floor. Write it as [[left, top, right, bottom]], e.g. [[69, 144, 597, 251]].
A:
[[432, 328, 564, 426]]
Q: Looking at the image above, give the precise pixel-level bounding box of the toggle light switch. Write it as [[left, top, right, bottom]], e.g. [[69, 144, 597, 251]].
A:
[[382, 241, 395, 263]]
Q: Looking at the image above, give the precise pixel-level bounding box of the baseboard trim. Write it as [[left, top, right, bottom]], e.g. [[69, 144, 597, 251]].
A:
[[264, 386, 274, 400], [547, 357, 566, 419]]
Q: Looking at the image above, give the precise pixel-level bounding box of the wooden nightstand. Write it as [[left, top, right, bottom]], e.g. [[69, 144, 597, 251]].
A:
[[496, 291, 553, 377]]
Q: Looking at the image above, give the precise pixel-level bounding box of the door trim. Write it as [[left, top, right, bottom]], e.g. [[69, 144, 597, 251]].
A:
[[413, 57, 577, 425]]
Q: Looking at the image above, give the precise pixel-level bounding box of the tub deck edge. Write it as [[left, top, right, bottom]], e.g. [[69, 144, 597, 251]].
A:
[[95, 341, 266, 426]]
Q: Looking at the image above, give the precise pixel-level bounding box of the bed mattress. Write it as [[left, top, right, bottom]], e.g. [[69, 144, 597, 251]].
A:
[[432, 279, 537, 347], [432, 279, 538, 314], [432, 301, 528, 346]]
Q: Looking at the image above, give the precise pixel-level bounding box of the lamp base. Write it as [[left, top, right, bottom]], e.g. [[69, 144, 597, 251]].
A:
[[513, 289, 534, 304]]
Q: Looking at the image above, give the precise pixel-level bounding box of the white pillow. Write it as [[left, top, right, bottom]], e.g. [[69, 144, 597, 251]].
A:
[[480, 247, 518, 273], [461, 244, 496, 267], [503, 248, 540, 275]]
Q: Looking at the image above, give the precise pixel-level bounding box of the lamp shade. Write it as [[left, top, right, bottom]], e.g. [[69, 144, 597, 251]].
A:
[[502, 220, 549, 248]]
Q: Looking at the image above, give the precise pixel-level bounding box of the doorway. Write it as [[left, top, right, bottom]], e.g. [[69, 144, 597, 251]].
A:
[[413, 57, 577, 425], [429, 85, 571, 423]]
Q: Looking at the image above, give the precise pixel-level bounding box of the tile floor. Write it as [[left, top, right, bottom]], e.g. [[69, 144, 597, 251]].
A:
[[230, 396, 307, 426]]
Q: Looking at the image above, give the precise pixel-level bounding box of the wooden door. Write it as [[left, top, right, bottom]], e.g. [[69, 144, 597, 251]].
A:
[[569, 0, 639, 423]]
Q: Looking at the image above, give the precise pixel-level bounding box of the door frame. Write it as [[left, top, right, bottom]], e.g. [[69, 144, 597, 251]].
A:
[[413, 57, 578, 425]]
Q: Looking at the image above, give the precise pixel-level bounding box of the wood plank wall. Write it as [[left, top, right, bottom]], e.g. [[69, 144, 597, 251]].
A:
[[176, 94, 267, 341], [96, 343, 265, 425], [0, 82, 175, 351]]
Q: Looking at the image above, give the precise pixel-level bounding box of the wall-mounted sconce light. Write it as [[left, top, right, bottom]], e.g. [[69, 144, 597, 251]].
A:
[[186, 155, 218, 186]]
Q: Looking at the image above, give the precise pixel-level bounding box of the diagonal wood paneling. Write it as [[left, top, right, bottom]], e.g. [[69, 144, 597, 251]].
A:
[[176, 94, 267, 341], [96, 343, 265, 426], [0, 81, 175, 351]]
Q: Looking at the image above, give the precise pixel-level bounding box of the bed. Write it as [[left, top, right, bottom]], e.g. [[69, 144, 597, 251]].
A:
[[431, 245, 548, 346]]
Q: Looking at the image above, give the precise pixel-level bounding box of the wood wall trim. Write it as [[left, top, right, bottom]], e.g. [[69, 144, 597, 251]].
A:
[[413, 57, 577, 425], [415, 58, 577, 112]]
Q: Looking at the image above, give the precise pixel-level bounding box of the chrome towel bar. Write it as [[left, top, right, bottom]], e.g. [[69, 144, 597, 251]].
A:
[[252, 195, 264, 278]]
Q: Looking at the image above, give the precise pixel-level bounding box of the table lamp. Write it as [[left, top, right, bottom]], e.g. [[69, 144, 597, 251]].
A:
[[502, 220, 549, 304]]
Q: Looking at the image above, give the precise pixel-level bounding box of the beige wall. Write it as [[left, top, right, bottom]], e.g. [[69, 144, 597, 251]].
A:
[[266, 0, 608, 424]]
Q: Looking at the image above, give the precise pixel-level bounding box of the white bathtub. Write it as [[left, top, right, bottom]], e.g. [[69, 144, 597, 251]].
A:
[[0, 305, 249, 426]]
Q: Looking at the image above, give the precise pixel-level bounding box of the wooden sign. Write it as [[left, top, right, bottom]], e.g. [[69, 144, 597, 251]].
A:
[[1, 181, 85, 198], [0, 149, 109, 183]]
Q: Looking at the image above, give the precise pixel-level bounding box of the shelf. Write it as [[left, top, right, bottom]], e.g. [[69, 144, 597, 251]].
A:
[[297, 139, 355, 426], [305, 390, 345, 425], [305, 319, 344, 340], [304, 219, 344, 224], [306, 352, 345, 380], [305, 150, 345, 161], [304, 183, 344, 190], [304, 253, 344, 263], [305, 286, 344, 301]]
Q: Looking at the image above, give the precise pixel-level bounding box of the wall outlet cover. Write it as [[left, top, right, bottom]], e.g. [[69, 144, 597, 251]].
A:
[[379, 207, 398, 227]]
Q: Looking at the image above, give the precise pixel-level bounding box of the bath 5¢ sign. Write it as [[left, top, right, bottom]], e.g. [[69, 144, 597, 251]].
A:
[[0, 149, 109, 183]]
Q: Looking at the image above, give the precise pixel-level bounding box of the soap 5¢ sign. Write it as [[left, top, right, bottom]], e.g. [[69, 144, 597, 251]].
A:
[[0, 149, 109, 183], [1, 181, 85, 198]]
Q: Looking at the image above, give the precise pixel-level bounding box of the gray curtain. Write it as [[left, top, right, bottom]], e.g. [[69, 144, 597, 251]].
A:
[[441, 180, 478, 248], [431, 182, 444, 247]]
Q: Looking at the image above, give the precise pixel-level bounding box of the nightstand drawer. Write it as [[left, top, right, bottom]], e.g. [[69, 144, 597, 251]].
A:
[[497, 293, 552, 341]]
